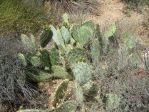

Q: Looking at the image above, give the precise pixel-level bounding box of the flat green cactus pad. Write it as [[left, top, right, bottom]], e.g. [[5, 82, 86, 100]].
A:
[[52, 79, 69, 107]]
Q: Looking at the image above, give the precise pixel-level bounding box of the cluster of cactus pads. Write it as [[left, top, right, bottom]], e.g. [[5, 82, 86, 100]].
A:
[[19, 13, 131, 111], [18, 31, 70, 82], [17, 13, 98, 111]]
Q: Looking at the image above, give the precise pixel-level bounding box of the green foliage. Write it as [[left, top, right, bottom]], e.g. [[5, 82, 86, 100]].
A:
[[17, 13, 145, 111], [52, 65, 72, 79], [39, 49, 51, 68], [25, 64, 71, 82], [102, 22, 117, 52], [20, 50, 52, 82], [54, 100, 77, 112], [117, 46, 129, 70], [21, 34, 36, 50], [50, 48, 60, 65], [52, 79, 69, 107], [91, 24, 103, 65], [67, 48, 87, 66], [60, 26, 71, 44], [75, 83, 84, 104], [50, 25, 66, 49], [62, 13, 69, 27], [122, 32, 136, 49], [129, 53, 142, 66], [18, 53, 27, 66], [82, 20, 95, 30], [91, 38, 101, 63], [71, 21, 95, 46], [26, 70, 52, 82], [40, 29, 53, 48], [82, 81, 98, 96], [19, 35, 52, 82], [104, 93, 121, 110], [72, 62, 92, 86], [17, 109, 46, 112], [17, 100, 76, 112], [117, 32, 139, 70], [48, 17, 97, 109], [29, 55, 41, 67], [104, 22, 116, 38]]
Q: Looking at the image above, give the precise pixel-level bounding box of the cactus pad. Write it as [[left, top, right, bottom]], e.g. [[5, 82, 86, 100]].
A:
[[52, 65, 72, 79], [72, 62, 92, 85], [67, 48, 87, 66], [18, 53, 27, 66], [26, 70, 52, 82], [52, 79, 69, 107], [40, 28, 53, 48], [71, 21, 95, 45], [50, 48, 59, 66], [54, 100, 77, 112], [104, 93, 121, 110]]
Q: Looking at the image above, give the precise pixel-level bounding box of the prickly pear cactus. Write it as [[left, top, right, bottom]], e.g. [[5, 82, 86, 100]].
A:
[[50, 25, 65, 49], [23, 101, 77, 112], [82, 81, 97, 96], [23, 51, 41, 67], [54, 100, 77, 112], [71, 21, 94, 45], [26, 70, 52, 82], [60, 26, 71, 44], [52, 79, 69, 107], [62, 13, 69, 27], [17, 109, 45, 112], [82, 20, 95, 29], [17, 100, 76, 112], [50, 48, 59, 66], [29, 55, 41, 67], [103, 22, 116, 38], [18, 53, 27, 66], [72, 62, 92, 86], [104, 93, 121, 110], [39, 49, 51, 68], [75, 83, 84, 104], [122, 32, 136, 49], [52, 65, 72, 79], [91, 38, 101, 64], [21, 34, 36, 51], [67, 48, 87, 66], [26, 65, 71, 82], [40, 28, 53, 48]]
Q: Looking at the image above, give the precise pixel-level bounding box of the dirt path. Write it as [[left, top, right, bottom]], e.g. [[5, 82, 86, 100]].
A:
[[88, 0, 149, 45]]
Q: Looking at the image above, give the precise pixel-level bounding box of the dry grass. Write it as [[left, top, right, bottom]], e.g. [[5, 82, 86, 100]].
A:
[[0, 0, 48, 34]]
